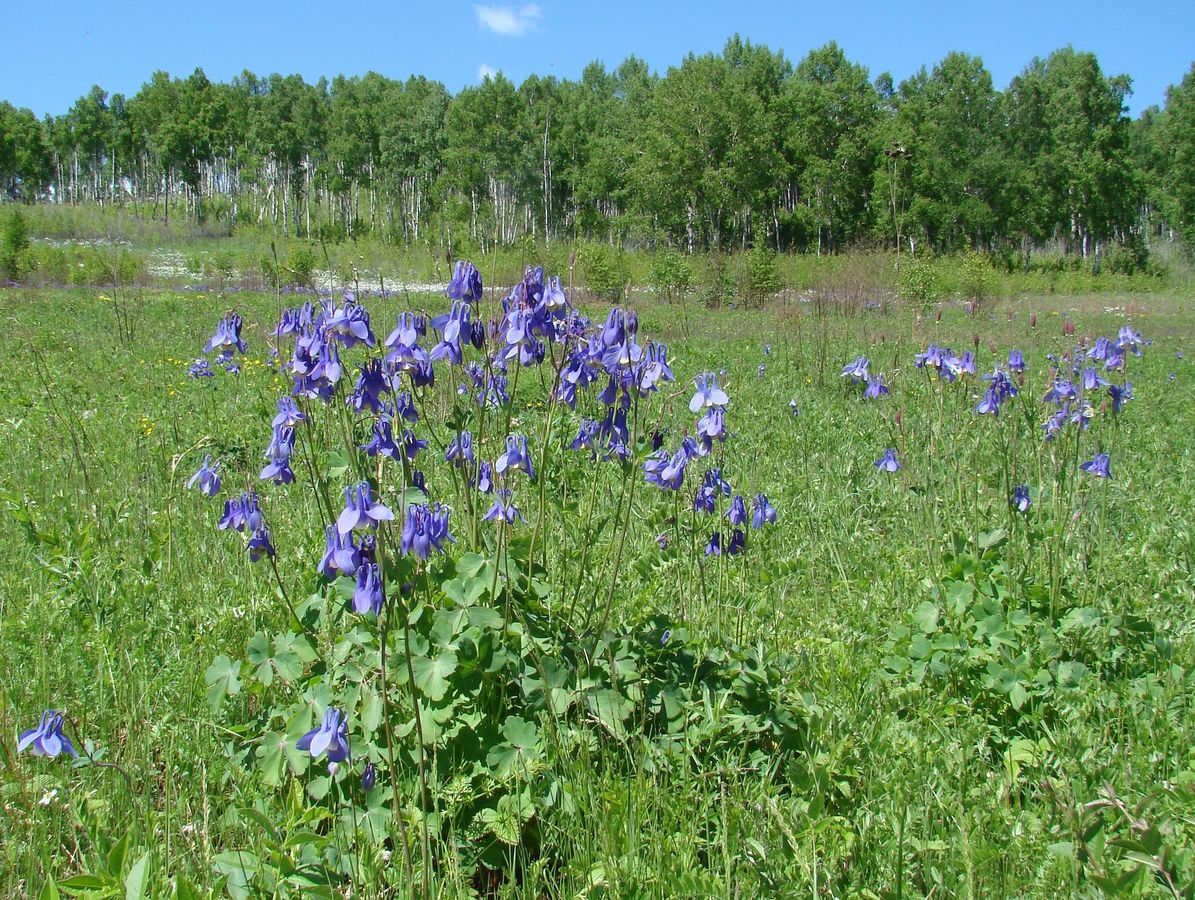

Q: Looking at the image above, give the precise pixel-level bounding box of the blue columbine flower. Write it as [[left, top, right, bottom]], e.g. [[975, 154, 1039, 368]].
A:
[[1080, 453, 1112, 478], [17, 710, 77, 758], [864, 375, 889, 400], [319, 524, 363, 579], [475, 461, 495, 494], [752, 493, 776, 528], [840, 356, 870, 382], [219, 491, 264, 533], [727, 529, 746, 556], [446, 260, 483, 303], [689, 372, 730, 413], [400, 503, 454, 560], [1008, 349, 1026, 372], [705, 531, 722, 556], [495, 434, 535, 479], [296, 707, 350, 763], [273, 396, 306, 428], [445, 431, 475, 467], [361, 761, 377, 792], [188, 455, 222, 497], [337, 483, 395, 535], [352, 563, 384, 615], [1108, 382, 1133, 414], [1013, 485, 1032, 512], [483, 489, 526, 524], [875, 449, 902, 472], [726, 494, 748, 526], [205, 314, 247, 355], [247, 525, 275, 562], [189, 358, 215, 379]]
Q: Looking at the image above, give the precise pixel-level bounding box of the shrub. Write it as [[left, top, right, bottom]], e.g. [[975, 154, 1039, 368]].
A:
[[0, 208, 31, 282], [579, 241, 628, 302], [899, 256, 943, 308]]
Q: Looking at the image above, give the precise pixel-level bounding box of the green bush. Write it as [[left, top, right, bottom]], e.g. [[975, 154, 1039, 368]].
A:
[[899, 256, 943, 308], [579, 241, 628, 302], [0, 208, 31, 282], [743, 242, 781, 309], [649, 246, 692, 304]]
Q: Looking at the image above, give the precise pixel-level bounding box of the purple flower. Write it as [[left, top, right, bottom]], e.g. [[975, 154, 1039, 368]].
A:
[[188, 455, 222, 497], [247, 525, 275, 562], [1082, 367, 1108, 391], [400, 503, 454, 560], [864, 376, 889, 400], [17, 710, 77, 758], [482, 489, 526, 524], [1013, 485, 1032, 513], [696, 407, 727, 450], [446, 260, 483, 303], [841, 356, 870, 382], [352, 563, 384, 615], [205, 314, 247, 355], [689, 372, 730, 413], [1043, 379, 1078, 405], [705, 531, 722, 556], [789, 399, 799, 416], [1080, 453, 1111, 479], [727, 528, 745, 556], [475, 461, 495, 494], [361, 761, 377, 792], [495, 434, 535, 480], [261, 425, 296, 484], [319, 525, 363, 579], [189, 358, 215, 379], [1008, 349, 1026, 372], [296, 707, 350, 763], [219, 491, 263, 533], [751, 494, 776, 528], [273, 396, 306, 428], [446, 431, 475, 467], [976, 385, 1003, 417], [1108, 382, 1133, 414], [726, 494, 747, 526], [337, 483, 395, 535], [875, 449, 902, 473]]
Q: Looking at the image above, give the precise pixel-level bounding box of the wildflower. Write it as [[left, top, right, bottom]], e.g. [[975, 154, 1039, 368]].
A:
[[205, 314, 247, 355], [764, 344, 772, 356], [726, 494, 748, 527], [975, 386, 1003, 416], [875, 449, 902, 473], [495, 434, 535, 480], [727, 529, 745, 555], [219, 492, 263, 533], [1043, 379, 1078, 405], [189, 358, 215, 379], [696, 407, 727, 450], [446, 260, 483, 303], [1108, 382, 1133, 414], [1082, 367, 1108, 391], [319, 525, 363, 579], [1013, 486, 1032, 513], [789, 399, 799, 416], [352, 563, 384, 615], [705, 532, 722, 556], [656, 532, 669, 550], [445, 431, 475, 467], [361, 761, 377, 792], [296, 707, 350, 763], [475, 461, 495, 494], [840, 356, 870, 383], [247, 525, 275, 562], [1080, 453, 1111, 479], [261, 425, 296, 484], [752, 493, 776, 528], [336, 483, 395, 535], [273, 396, 306, 428], [864, 376, 889, 400], [689, 372, 730, 413], [757, 363, 766, 378], [187, 455, 222, 497], [17, 710, 77, 758], [483, 489, 526, 524], [1008, 349, 1026, 372], [349, 360, 390, 413], [400, 503, 454, 560]]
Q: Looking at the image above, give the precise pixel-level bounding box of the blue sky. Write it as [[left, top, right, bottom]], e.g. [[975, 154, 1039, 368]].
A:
[[3, 0, 1191, 118]]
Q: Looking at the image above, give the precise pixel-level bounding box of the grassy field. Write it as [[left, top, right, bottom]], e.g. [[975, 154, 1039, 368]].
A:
[[0, 274, 1192, 898]]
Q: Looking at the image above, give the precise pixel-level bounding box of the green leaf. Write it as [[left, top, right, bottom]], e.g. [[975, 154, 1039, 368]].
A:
[[38, 881, 60, 900], [124, 851, 151, 900], [324, 450, 349, 478], [205, 655, 242, 712], [911, 601, 940, 634], [978, 527, 1008, 551], [410, 651, 458, 702], [502, 716, 539, 749]]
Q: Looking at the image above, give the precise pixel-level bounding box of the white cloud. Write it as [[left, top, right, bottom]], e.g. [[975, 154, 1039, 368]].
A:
[[478, 64, 498, 80], [475, 3, 541, 36]]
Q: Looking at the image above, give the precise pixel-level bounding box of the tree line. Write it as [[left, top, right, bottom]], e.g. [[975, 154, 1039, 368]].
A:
[[1, 37, 1192, 259]]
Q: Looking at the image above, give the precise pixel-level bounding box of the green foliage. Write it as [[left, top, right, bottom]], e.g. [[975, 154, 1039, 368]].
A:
[[648, 246, 692, 305], [743, 242, 781, 308], [0, 207, 30, 281], [898, 255, 943, 306], [578, 241, 627, 302]]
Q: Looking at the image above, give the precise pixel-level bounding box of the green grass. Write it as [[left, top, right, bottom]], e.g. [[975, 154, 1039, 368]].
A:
[[0, 279, 1192, 898]]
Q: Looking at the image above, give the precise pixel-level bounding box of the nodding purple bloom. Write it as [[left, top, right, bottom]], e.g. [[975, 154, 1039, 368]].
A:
[[400, 503, 454, 560], [864, 376, 889, 400], [703, 468, 733, 497], [273, 396, 306, 428], [219, 359, 241, 376], [1087, 337, 1112, 361], [17, 710, 77, 758], [1108, 382, 1133, 414], [764, 344, 772, 356], [1043, 403, 1070, 441], [1008, 349, 1026, 372], [385, 311, 425, 352], [656, 532, 669, 550], [219, 491, 264, 533], [410, 470, 428, 497], [361, 416, 401, 460], [571, 418, 600, 455], [789, 399, 799, 416], [727, 528, 746, 556], [478, 374, 510, 409], [446, 260, 483, 303], [349, 360, 390, 413], [247, 525, 275, 562], [1080, 453, 1112, 479], [726, 495, 748, 526], [984, 368, 1019, 402], [1117, 326, 1145, 354], [689, 372, 730, 413], [430, 301, 472, 365], [445, 431, 474, 467], [352, 563, 384, 615], [319, 525, 363, 579], [696, 407, 727, 450], [752, 493, 776, 528], [638, 342, 674, 394], [361, 761, 377, 792], [543, 275, 568, 312], [205, 314, 247, 355], [705, 531, 722, 556], [1013, 485, 1032, 513], [261, 425, 297, 484], [393, 391, 418, 423], [296, 707, 350, 763], [337, 483, 395, 535], [1070, 403, 1094, 431], [495, 434, 535, 479], [976, 385, 1003, 416], [483, 489, 526, 524], [326, 300, 375, 349], [475, 461, 494, 494], [875, 449, 902, 473], [188, 455, 222, 497], [757, 363, 766, 378], [646, 449, 688, 491], [693, 486, 717, 514], [1082, 367, 1108, 391], [915, 344, 947, 371], [1043, 379, 1078, 405], [399, 428, 428, 462], [1103, 348, 1126, 372], [840, 356, 870, 383], [189, 358, 215, 379]]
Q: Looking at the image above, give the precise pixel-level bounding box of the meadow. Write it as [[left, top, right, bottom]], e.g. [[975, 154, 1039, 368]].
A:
[[0, 255, 1192, 898]]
